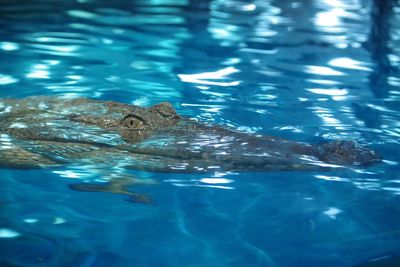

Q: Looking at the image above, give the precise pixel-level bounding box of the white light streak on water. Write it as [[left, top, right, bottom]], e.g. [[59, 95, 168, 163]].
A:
[[315, 175, 350, 182], [382, 160, 399, 166], [195, 184, 234, 190], [323, 207, 342, 219], [67, 10, 98, 19], [53, 217, 66, 224], [0, 229, 20, 238], [200, 178, 234, 184], [305, 65, 345, 76], [307, 88, 348, 96], [0, 42, 20, 51], [53, 170, 82, 179], [0, 74, 18, 85], [9, 123, 28, 128], [178, 67, 241, 86], [26, 70, 50, 79], [328, 57, 372, 71], [306, 79, 341, 85], [315, 10, 341, 27], [24, 218, 39, 224]]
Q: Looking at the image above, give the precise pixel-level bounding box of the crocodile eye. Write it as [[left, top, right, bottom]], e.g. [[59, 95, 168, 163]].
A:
[[123, 115, 145, 130]]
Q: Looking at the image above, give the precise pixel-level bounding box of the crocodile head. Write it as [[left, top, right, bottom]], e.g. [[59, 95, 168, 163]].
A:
[[69, 100, 181, 143], [119, 102, 181, 142]]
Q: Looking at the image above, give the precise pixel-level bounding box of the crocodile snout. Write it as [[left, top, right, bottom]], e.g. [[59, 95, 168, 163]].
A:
[[317, 140, 381, 166]]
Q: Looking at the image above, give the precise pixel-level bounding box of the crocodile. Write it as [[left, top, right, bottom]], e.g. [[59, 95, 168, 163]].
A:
[[0, 96, 380, 202]]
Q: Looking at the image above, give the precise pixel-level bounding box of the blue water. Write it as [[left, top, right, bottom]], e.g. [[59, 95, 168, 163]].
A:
[[1, 0, 400, 266]]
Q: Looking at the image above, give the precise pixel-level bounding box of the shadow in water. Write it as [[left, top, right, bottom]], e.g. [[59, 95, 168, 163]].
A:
[[367, 0, 396, 99]]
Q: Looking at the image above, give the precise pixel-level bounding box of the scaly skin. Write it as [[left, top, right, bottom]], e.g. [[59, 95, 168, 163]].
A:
[[0, 96, 380, 202], [0, 96, 380, 170]]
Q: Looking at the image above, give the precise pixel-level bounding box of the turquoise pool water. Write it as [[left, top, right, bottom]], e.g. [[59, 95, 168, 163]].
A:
[[1, 0, 400, 266]]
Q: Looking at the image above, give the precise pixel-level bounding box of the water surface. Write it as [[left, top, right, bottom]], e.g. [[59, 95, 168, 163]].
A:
[[0, 0, 400, 266]]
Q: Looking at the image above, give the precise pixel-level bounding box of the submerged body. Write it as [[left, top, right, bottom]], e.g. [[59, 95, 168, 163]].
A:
[[0, 96, 380, 202], [0, 96, 379, 171]]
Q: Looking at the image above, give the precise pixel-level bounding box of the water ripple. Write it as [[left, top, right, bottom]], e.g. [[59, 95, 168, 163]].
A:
[[1, 1, 400, 265]]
